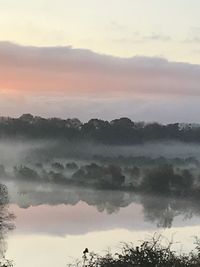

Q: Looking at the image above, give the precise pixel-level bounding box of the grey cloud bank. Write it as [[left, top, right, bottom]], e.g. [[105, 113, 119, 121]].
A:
[[0, 42, 200, 122]]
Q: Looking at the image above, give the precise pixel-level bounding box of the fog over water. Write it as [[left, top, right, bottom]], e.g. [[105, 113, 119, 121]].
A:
[[1, 139, 200, 162], [1, 139, 200, 266]]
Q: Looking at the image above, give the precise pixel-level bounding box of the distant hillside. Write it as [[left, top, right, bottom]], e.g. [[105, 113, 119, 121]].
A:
[[1, 113, 200, 144]]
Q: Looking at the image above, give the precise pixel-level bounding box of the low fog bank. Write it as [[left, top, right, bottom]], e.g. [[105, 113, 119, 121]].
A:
[[1, 137, 200, 231], [68, 141, 200, 159], [0, 139, 49, 166], [31, 140, 200, 160], [2, 139, 200, 164], [35, 140, 200, 160], [1, 138, 200, 211]]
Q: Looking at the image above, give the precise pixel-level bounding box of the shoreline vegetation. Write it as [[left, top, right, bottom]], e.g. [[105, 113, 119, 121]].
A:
[[68, 234, 200, 267], [1, 156, 200, 198], [1, 114, 200, 144], [3, 235, 200, 266], [2, 155, 200, 227]]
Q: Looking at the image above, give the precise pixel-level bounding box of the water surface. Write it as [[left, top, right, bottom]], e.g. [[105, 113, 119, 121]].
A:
[[3, 181, 200, 267]]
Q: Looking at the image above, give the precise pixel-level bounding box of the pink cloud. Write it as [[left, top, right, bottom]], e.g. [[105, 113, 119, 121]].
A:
[[0, 42, 200, 98]]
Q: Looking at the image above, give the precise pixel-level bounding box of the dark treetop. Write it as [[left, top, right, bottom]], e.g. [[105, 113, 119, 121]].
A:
[[0, 114, 200, 144]]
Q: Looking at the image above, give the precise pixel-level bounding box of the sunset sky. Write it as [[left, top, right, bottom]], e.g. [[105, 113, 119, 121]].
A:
[[1, 0, 200, 122]]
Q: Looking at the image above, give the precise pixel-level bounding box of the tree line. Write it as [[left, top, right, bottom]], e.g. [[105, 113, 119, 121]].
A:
[[2, 158, 199, 198], [1, 114, 200, 144]]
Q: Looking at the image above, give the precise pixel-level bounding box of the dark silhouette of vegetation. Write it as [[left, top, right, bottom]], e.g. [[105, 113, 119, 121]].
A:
[[4, 155, 200, 228], [72, 163, 125, 189], [2, 114, 200, 144], [51, 162, 64, 171], [0, 184, 15, 267], [14, 166, 40, 180], [72, 235, 200, 267], [7, 158, 199, 198], [66, 162, 78, 170], [140, 165, 194, 196]]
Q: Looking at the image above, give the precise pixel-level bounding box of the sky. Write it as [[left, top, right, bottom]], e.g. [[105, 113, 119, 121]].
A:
[[1, 0, 200, 122]]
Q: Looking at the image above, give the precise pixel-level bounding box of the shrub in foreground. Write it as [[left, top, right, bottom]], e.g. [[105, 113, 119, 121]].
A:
[[70, 235, 200, 267]]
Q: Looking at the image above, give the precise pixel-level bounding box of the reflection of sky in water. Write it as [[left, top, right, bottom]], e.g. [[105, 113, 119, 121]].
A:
[[7, 227, 200, 267], [4, 183, 200, 267], [7, 202, 200, 236]]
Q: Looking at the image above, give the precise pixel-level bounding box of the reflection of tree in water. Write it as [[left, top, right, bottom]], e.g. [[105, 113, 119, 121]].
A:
[[141, 195, 178, 228], [0, 184, 15, 264], [9, 179, 200, 228], [140, 194, 200, 228], [13, 181, 136, 214], [78, 190, 134, 214]]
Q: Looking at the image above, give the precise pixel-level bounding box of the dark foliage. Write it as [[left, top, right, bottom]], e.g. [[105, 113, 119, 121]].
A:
[[7, 157, 200, 196], [1, 114, 200, 144], [0, 184, 15, 267], [72, 163, 125, 189], [74, 235, 200, 267]]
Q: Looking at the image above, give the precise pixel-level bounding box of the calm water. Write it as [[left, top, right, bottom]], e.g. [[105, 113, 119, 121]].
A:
[[1, 181, 200, 267]]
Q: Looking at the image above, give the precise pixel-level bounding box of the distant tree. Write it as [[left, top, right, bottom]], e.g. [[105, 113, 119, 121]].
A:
[[141, 165, 174, 194], [48, 171, 67, 184], [66, 162, 78, 170], [19, 113, 34, 122], [51, 162, 64, 171], [170, 169, 194, 194], [107, 164, 125, 188], [14, 166, 40, 180]]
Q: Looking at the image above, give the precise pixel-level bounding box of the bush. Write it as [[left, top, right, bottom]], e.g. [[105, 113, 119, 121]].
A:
[[71, 235, 200, 267]]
